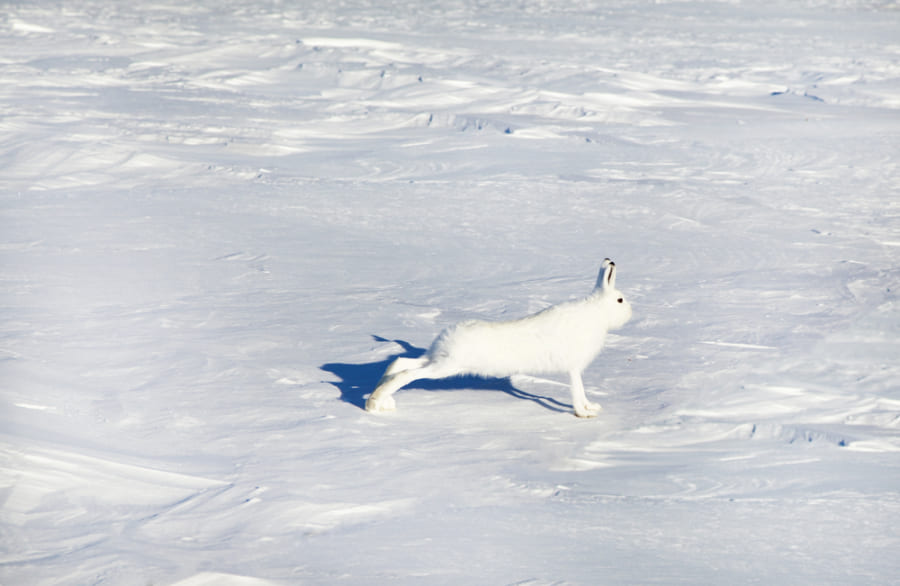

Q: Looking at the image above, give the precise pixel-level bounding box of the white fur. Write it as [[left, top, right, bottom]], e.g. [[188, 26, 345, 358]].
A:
[[366, 259, 632, 417]]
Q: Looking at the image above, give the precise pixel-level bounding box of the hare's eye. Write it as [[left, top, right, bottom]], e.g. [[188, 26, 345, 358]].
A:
[[617, 298, 624, 303]]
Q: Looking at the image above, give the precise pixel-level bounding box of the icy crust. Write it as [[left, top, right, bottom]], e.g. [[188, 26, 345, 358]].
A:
[[2, 0, 900, 584]]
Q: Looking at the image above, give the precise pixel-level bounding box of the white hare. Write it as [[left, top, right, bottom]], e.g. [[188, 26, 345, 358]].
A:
[[366, 259, 632, 417]]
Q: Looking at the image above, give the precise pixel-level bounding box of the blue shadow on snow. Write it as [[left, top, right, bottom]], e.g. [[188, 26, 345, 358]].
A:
[[321, 335, 570, 413]]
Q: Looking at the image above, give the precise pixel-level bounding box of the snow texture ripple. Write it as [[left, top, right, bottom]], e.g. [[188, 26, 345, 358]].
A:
[[1, 1, 899, 584]]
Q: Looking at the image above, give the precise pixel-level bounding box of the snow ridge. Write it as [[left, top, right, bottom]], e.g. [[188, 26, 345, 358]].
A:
[[1, 1, 898, 584]]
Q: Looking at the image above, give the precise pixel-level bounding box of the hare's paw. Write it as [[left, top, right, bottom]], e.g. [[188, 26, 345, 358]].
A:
[[574, 402, 602, 418], [365, 394, 396, 413], [584, 400, 602, 412]]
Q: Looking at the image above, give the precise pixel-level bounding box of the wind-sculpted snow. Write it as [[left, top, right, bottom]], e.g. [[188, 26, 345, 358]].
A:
[[1, 1, 899, 584]]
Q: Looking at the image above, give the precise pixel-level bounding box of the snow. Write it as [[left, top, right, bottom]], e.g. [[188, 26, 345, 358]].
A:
[[1, 0, 899, 584]]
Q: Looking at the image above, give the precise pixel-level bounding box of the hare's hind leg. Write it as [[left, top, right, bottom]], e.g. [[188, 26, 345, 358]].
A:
[[382, 356, 428, 379], [366, 361, 432, 413], [366, 357, 428, 412], [570, 371, 601, 418]]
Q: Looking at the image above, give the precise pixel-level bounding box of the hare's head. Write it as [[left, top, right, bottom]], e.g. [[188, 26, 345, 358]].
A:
[[595, 258, 632, 330]]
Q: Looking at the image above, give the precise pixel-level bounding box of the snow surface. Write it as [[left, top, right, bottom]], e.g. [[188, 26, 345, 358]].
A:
[[2, 1, 899, 584]]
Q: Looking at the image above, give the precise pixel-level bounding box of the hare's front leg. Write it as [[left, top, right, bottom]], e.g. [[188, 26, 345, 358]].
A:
[[569, 371, 601, 418]]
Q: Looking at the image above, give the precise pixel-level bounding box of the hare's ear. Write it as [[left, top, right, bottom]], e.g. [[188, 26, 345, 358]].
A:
[[597, 258, 616, 290], [603, 259, 616, 290]]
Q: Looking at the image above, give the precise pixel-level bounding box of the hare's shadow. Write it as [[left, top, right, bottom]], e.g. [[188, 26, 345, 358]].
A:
[[321, 335, 570, 413]]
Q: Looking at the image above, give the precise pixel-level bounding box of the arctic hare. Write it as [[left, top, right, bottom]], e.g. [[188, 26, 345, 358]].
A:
[[366, 259, 632, 417]]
